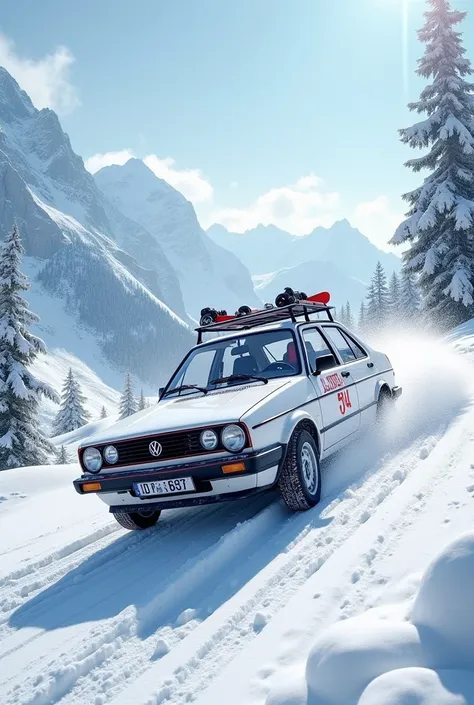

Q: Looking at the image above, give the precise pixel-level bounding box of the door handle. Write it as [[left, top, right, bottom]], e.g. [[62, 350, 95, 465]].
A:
[[367, 362, 374, 368], [341, 371, 351, 378]]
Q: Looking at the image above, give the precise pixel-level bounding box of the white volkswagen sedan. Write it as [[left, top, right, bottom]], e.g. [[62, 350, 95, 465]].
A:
[[74, 301, 402, 530]]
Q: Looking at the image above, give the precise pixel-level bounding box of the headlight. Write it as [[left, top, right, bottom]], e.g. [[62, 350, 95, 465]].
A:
[[82, 447, 103, 473], [103, 445, 119, 464], [221, 424, 246, 452], [200, 429, 218, 451]]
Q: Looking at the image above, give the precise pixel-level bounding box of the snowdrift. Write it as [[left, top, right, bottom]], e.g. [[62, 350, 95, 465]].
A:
[[304, 532, 474, 705]]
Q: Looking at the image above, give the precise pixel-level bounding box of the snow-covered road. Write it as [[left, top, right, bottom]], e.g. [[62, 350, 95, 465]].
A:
[[1, 328, 474, 705]]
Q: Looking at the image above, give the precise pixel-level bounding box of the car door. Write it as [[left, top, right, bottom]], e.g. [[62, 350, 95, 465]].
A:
[[321, 325, 376, 430], [300, 326, 360, 451]]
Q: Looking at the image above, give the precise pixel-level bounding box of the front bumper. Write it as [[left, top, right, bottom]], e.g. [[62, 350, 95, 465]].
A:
[[73, 444, 284, 510]]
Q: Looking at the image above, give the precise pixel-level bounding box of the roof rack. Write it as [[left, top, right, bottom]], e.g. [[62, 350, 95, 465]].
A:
[[196, 302, 334, 344]]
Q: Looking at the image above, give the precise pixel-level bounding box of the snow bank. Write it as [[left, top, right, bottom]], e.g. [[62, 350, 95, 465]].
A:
[[304, 532, 474, 705], [306, 618, 424, 704], [412, 532, 474, 667], [358, 667, 474, 705]]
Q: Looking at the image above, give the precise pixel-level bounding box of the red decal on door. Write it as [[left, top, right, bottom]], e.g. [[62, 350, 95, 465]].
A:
[[337, 389, 352, 415], [321, 373, 344, 394]]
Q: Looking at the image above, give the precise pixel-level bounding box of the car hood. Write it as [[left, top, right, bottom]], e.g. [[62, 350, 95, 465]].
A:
[[81, 379, 291, 446]]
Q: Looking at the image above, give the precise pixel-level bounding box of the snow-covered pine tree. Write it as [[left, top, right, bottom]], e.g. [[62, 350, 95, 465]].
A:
[[56, 445, 70, 464], [358, 301, 366, 332], [400, 267, 422, 320], [119, 372, 137, 419], [52, 368, 91, 436], [366, 262, 390, 330], [0, 226, 58, 469], [138, 389, 146, 411], [345, 301, 354, 328], [337, 306, 347, 325], [391, 0, 474, 328], [388, 271, 402, 322], [100, 405, 107, 419]]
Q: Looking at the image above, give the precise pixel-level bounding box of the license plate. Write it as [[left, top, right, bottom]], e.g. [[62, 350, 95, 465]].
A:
[[133, 477, 195, 497]]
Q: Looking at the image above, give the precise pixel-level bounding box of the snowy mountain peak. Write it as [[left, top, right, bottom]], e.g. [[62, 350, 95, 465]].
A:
[[0, 67, 35, 121], [96, 158, 192, 217], [0, 67, 193, 384], [208, 221, 399, 284], [96, 162, 260, 319]]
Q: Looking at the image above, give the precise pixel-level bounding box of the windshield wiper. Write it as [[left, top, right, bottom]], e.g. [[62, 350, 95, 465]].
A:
[[210, 374, 268, 386], [163, 384, 208, 398]]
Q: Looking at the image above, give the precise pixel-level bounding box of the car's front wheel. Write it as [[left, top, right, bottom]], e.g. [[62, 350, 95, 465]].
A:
[[114, 509, 161, 531], [279, 428, 321, 511]]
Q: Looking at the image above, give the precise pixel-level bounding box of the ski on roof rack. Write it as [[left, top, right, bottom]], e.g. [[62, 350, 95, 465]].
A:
[[196, 292, 334, 345]]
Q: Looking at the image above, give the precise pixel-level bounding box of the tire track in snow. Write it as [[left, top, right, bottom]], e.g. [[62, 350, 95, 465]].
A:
[[0, 496, 274, 704], [104, 431, 448, 705], [0, 504, 230, 660]]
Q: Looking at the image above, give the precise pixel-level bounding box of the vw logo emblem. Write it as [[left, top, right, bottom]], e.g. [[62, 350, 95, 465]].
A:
[[149, 440, 163, 457]]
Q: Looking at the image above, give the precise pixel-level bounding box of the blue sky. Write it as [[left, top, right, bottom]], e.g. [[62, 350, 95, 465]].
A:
[[0, 0, 473, 250]]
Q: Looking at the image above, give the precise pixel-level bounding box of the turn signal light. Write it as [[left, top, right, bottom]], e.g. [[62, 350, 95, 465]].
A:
[[82, 482, 101, 492], [221, 462, 246, 474]]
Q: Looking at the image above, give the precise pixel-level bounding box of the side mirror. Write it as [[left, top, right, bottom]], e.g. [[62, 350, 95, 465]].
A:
[[158, 387, 164, 400], [313, 354, 337, 376]]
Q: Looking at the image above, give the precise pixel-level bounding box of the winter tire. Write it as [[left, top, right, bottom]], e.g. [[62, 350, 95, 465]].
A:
[[279, 429, 321, 511], [114, 509, 161, 531]]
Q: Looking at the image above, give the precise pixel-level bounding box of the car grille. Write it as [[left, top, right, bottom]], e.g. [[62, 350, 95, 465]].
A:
[[81, 425, 250, 471], [110, 430, 207, 467]]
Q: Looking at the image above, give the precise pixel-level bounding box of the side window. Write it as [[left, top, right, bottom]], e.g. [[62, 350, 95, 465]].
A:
[[301, 328, 332, 372], [341, 331, 367, 360], [322, 327, 357, 364]]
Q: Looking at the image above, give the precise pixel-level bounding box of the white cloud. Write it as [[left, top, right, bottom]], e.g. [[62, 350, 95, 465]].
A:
[[207, 173, 340, 235], [0, 33, 79, 114], [85, 149, 134, 174], [144, 154, 213, 203], [85, 149, 213, 204], [351, 196, 404, 252]]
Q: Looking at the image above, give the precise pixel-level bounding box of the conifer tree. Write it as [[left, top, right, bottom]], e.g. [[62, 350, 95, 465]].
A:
[[119, 372, 137, 419], [0, 226, 58, 469], [345, 301, 354, 328], [366, 262, 390, 329], [388, 271, 402, 321], [358, 301, 366, 332], [52, 368, 91, 436], [56, 445, 70, 464], [400, 267, 423, 320], [100, 405, 107, 419], [138, 389, 146, 411], [391, 0, 474, 327]]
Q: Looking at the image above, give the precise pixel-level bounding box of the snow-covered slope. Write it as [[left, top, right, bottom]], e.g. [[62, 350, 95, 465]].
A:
[[0, 68, 193, 385], [1, 325, 474, 705], [95, 159, 261, 319], [208, 220, 401, 283], [253, 259, 367, 311]]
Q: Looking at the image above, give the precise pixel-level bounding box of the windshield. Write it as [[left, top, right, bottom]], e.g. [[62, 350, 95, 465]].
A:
[[164, 329, 301, 397]]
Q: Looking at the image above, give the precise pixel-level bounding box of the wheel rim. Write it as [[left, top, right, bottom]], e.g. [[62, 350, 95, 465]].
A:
[[301, 441, 318, 495]]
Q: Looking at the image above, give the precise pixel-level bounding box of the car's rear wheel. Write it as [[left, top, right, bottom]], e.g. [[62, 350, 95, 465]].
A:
[[114, 509, 161, 531], [279, 428, 321, 511]]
